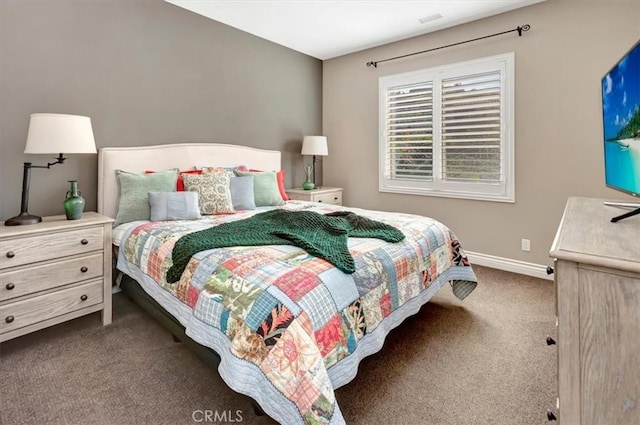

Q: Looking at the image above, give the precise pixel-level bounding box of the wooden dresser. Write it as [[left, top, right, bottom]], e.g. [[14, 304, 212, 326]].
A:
[[549, 197, 640, 424], [286, 187, 343, 205], [0, 212, 113, 342]]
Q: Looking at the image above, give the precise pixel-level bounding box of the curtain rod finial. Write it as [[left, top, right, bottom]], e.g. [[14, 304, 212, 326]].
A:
[[517, 24, 531, 36], [366, 61, 377, 68]]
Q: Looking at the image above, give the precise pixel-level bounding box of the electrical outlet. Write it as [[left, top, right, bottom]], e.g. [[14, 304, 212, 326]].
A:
[[521, 238, 531, 252]]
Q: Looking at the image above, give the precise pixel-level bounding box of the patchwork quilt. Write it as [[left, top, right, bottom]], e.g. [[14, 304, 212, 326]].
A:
[[117, 201, 477, 425]]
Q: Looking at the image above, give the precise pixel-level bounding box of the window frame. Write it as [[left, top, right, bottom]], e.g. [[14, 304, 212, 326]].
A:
[[378, 52, 515, 203]]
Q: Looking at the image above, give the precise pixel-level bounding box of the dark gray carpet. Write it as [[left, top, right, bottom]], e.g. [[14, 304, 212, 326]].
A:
[[0, 265, 556, 425]]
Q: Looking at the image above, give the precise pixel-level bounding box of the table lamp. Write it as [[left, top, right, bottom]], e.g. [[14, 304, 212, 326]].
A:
[[301, 136, 328, 189], [4, 113, 97, 226]]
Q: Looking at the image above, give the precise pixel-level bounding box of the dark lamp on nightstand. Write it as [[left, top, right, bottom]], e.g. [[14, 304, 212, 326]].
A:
[[301, 135, 328, 189], [4, 113, 97, 226]]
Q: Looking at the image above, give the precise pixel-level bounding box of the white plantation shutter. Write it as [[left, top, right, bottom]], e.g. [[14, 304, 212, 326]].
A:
[[379, 53, 514, 202], [385, 82, 433, 181], [441, 71, 502, 183]]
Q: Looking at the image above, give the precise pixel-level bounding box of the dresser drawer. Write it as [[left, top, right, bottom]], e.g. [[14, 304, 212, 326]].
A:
[[314, 191, 342, 205], [0, 253, 103, 301], [0, 279, 103, 334], [0, 227, 103, 269], [286, 187, 343, 205]]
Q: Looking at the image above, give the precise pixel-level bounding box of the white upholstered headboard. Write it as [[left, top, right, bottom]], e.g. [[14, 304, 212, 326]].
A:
[[97, 143, 281, 219]]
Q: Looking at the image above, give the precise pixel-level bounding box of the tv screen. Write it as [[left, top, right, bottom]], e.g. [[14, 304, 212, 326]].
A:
[[601, 38, 640, 197]]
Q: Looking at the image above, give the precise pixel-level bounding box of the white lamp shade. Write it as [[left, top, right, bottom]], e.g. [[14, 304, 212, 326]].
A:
[[24, 113, 97, 154], [301, 136, 328, 156]]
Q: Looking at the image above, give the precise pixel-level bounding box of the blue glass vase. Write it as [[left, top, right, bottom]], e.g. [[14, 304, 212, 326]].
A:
[[63, 180, 85, 220]]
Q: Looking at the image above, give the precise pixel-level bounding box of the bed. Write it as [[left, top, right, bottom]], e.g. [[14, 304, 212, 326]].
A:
[[97, 143, 478, 425]]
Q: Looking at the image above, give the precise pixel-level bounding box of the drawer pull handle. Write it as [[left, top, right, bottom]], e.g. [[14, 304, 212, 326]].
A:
[[80, 294, 88, 301], [546, 266, 554, 275], [6, 251, 15, 258], [5, 316, 14, 324], [547, 409, 557, 421], [546, 336, 556, 346], [5, 283, 15, 290], [80, 239, 89, 245], [318, 200, 323, 203], [80, 266, 88, 273], [334, 197, 338, 200]]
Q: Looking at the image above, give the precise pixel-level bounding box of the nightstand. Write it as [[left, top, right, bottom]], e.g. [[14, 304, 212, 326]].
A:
[[0, 212, 113, 342], [286, 187, 343, 205]]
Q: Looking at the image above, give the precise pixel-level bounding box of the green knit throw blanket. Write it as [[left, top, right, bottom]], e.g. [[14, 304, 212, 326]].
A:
[[166, 210, 405, 283]]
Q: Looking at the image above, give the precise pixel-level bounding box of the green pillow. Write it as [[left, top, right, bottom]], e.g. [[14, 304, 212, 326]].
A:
[[234, 170, 284, 207], [114, 169, 178, 227]]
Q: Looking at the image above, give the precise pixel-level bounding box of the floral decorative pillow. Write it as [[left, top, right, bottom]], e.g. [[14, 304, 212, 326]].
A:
[[201, 165, 248, 175], [181, 173, 235, 215], [201, 166, 234, 177]]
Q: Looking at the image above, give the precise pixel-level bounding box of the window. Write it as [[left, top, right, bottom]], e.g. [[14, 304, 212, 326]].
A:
[[378, 53, 515, 202]]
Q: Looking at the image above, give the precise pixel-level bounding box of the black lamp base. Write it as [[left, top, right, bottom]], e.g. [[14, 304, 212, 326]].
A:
[[4, 213, 42, 226]]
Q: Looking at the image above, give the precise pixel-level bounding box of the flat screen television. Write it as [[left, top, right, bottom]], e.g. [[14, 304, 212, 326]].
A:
[[601, 38, 640, 222]]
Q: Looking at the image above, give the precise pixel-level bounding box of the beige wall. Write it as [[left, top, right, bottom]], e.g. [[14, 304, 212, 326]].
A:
[[323, 0, 640, 266], [0, 0, 322, 221]]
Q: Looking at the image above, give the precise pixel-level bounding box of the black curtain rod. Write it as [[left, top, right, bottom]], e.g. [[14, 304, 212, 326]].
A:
[[366, 24, 530, 68]]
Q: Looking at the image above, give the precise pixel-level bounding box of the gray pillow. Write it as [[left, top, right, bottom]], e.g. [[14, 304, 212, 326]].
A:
[[234, 170, 284, 207], [229, 176, 256, 210], [148, 191, 202, 221], [114, 169, 178, 227]]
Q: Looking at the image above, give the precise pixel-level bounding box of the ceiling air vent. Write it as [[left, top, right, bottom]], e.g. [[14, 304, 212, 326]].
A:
[[418, 13, 443, 24]]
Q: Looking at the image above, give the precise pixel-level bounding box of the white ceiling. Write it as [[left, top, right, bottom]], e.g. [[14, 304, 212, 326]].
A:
[[165, 0, 546, 60]]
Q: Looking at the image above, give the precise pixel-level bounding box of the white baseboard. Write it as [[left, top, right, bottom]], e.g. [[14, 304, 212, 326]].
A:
[[465, 251, 553, 281]]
